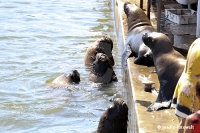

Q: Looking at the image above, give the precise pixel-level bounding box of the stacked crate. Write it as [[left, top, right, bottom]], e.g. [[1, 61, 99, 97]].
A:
[[164, 4, 197, 49]]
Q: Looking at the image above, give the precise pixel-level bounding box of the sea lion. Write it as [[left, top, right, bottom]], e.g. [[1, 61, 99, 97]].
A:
[[122, 2, 154, 68], [88, 53, 117, 84], [142, 32, 186, 111], [50, 70, 80, 88], [97, 98, 128, 133], [84, 34, 114, 67]]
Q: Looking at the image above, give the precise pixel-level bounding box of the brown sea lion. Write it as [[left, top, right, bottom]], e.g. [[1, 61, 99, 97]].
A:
[[142, 32, 186, 111], [97, 98, 128, 133], [122, 2, 155, 68], [88, 53, 117, 84], [84, 34, 114, 67], [50, 70, 80, 88]]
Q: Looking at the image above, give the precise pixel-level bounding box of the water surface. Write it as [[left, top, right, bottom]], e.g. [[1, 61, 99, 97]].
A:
[[0, 0, 125, 132]]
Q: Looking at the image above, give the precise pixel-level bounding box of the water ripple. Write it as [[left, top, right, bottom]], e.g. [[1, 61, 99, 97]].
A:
[[0, 0, 124, 132]]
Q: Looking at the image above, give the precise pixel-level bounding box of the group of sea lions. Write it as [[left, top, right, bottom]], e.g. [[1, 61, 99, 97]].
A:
[[84, 35, 128, 132], [84, 34, 118, 84], [50, 34, 118, 88], [49, 32, 128, 131], [122, 2, 186, 112], [47, 1, 188, 132]]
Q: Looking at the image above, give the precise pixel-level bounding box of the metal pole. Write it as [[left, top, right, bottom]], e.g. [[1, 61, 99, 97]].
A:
[[147, 0, 151, 19], [140, 0, 143, 9], [157, 0, 161, 32]]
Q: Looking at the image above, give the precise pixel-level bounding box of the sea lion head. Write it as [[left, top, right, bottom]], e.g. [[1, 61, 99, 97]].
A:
[[98, 34, 113, 50], [69, 70, 80, 84], [123, 2, 152, 31], [142, 32, 173, 53], [50, 69, 80, 88], [92, 53, 113, 77], [97, 98, 128, 133], [84, 34, 115, 67], [109, 98, 128, 120], [124, 2, 134, 17], [96, 34, 114, 66]]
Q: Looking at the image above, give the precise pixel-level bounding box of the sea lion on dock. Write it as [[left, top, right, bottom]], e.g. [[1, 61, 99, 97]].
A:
[[122, 2, 154, 68], [142, 32, 186, 111], [84, 34, 114, 67], [88, 53, 117, 84], [50, 70, 80, 88], [97, 98, 128, 133]]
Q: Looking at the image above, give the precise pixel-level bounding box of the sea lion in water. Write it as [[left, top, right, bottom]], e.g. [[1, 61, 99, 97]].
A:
[[97, 98, 128, 133], [122, 2, 154, 68], [88, 53, 117, 84], [84, 34, 114, 67], [50, 70, 80, 88], [142, 32, 186, 111]]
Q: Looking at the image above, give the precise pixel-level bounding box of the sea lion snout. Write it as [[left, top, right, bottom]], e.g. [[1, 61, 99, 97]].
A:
[[142, 33, 154, 49], [124, 2, 137, 17], [124, 2, 131, 15], [70, 70, 80, 83], [96, 53, 107, 62], [95, 53, 113, 66], [142, 33, 150, 43]]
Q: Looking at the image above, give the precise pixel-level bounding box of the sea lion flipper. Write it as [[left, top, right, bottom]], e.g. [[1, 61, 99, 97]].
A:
[[146, 100, 171, 112], [133, 56, 144, 65], [122, 44, 132, 68]]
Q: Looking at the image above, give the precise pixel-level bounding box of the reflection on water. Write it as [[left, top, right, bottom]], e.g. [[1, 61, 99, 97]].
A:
[[0, 0, 125, 132]]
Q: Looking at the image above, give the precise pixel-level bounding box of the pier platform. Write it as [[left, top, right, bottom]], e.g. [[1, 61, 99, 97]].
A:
[[113, 0, 196, 132]]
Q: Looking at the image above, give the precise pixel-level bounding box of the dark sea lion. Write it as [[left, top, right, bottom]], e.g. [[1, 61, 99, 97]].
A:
[[50, 70, 80, 88], [173, 46, 188, 57], [97, 98, 128, 133], [122, 2, 155, 67], [84, 34, 114, 67], [142, 32, 186, 111], [88, 53, 117, 84]]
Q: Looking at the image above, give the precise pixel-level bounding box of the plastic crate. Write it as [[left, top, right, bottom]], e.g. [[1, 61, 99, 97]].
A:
[[165, 9, 197, 24]]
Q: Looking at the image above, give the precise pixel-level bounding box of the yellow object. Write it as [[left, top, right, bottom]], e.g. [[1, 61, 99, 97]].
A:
[[171, 38, 200, 118]]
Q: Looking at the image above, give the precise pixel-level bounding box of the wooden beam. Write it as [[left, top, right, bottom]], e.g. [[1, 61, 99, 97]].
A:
[[140, 0, 143, 9], [147, 0, 151, 19]]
